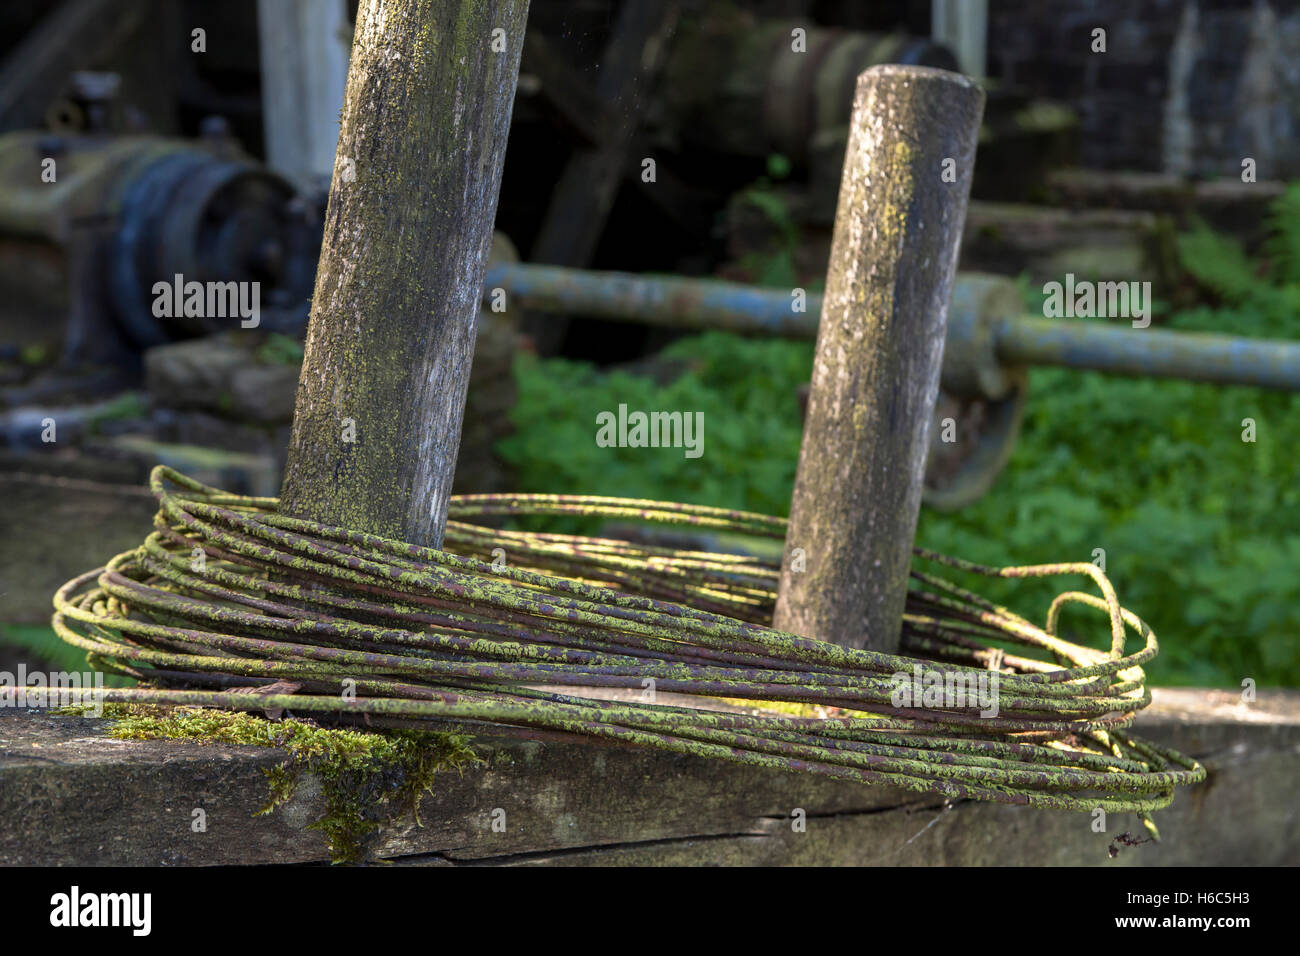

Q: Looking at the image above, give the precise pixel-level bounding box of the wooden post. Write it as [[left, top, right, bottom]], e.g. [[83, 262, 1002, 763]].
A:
[[931, 0, 987, 79], [256, 0, 352, 190], [279, 0, 531, 549], [772, 65, 984, 652]]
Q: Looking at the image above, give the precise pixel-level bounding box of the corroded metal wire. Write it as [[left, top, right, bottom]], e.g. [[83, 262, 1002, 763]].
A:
[[36, 466, 1204, 815]]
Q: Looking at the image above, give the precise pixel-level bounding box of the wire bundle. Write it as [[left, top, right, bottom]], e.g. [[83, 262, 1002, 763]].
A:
[[47, 466, 1204, 815]]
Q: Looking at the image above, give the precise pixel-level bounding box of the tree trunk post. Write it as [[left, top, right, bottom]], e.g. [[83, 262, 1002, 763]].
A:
[[772, 65, 984, 652], [256, 0, 352, 191], [279, 0, 531, 549]]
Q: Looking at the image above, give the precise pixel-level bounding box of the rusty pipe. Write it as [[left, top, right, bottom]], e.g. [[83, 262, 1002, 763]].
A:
[[995, 317, 1300, 392], [482, 262, 1300, 396]]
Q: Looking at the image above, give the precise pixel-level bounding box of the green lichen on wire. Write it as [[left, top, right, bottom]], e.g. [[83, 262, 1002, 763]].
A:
[[99, 702, 480, 863], [33, 466, 1203, 834]]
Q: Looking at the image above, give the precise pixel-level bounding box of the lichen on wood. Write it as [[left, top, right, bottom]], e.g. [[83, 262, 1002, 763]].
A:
[[101, 703, 480, 864], [278, 0, 531, 549], [774, 65, 985, 653]]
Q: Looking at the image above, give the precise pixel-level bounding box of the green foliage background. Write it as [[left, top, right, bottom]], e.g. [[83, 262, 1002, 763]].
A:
[[500, 188, 1300, 687]]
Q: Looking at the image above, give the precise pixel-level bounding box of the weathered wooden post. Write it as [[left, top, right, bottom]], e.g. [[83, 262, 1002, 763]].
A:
[[279, 0, 530, 548], [773, 65, 984, 651], [256, 0, 351, 190]]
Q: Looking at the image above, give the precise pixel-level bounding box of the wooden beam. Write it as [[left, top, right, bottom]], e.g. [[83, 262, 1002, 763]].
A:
[[256, 0, 352, 189], [519, 22, 714, 239], [773, 65, 984, 652], [278, 0, 530, 549], [528, 0, 678, 268], [931, 0, 987, 79], [524, 1, 679, 353], [2, 689, 1293, 865], [519, 31, 608, 146]]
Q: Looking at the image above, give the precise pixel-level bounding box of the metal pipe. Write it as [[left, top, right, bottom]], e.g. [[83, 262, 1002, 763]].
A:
[[994, 317, 1300, 392], [483, 262, 1300, 393], [483, 263, 821, 338]]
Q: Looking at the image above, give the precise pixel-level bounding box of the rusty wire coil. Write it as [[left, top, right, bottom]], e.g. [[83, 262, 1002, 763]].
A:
[[39, 466, 1203, 823]]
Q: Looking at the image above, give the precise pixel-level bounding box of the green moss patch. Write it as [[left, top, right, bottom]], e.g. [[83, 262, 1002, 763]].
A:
[[101, 703, 481, 864]]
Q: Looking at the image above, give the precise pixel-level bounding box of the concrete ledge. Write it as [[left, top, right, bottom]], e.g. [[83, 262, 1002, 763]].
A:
[[1, 688, 1296, 866]]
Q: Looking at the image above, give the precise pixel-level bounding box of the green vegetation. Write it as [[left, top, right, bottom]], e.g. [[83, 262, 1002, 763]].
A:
[[0, 623, 134, 686], [502, 187, 1300, 687], [727, 157, 807, 289], [86, 391, 148, 430], [502, 333, 812, 521], [255, 332, 306, 366], [102, 703, 480, 864]]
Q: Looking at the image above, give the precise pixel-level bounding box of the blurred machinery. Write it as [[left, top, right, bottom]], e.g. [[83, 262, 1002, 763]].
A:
[[0, 4, 1280, 513], [660, 20, 957, 164], [0, 71, 320, 400]]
